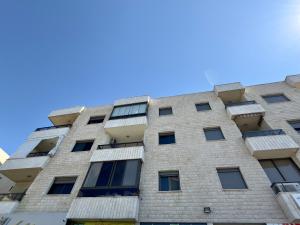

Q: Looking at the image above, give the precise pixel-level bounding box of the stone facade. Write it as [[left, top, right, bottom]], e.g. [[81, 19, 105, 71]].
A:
[[1, 75, 300, 225]]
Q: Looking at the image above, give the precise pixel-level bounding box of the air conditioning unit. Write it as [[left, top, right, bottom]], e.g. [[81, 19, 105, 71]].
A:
[[272, 182, 300, 194]]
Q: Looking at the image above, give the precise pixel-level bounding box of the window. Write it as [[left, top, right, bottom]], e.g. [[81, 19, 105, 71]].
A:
[[80, 159, 142, 196], [110, 102, 148, 119], [288, 120, 300, 133], [217, 168, 247, 189], [87, 116, 105, 124], [159, 107, 173, 116], [195, 103, 211, 111], [204, 127, 225, 141], [159, 171, 180, 191], [72, 140, 94, 152], [262, 94, 290, 103], [259, 158, 300, 184], [48, 177, 77, 194], [159, 132, 176, 145]]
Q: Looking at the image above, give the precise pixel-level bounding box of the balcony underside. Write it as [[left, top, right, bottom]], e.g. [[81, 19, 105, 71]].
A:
[[67, 196, 139, 221], [0, 156, 49, 182], [48, 106, 85, 126], [104, 116, 147, 142], [245, 135, 299, 159], [286, 74, 300, 88], [214, 82, 245, 103]]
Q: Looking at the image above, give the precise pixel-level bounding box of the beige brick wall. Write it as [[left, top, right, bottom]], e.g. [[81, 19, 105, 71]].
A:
[[16, 80, 300, 224]]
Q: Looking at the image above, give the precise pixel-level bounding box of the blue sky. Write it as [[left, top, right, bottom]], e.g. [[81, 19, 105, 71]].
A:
[[0, 0, 300, 155]]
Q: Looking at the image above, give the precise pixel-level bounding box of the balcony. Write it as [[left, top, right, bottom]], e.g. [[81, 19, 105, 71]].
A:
[[0, 156, 49, 182], [66, 196, 139, 221], [243, 129, 299, 159], [0, 193, 25, 214], [214, 82, 245, 103], [226, 101, 265, 119], [271, 182, 300, 223], [90, 142, 145, 163], [286, 74, 300, 88], [48, 106, 85, 126], [0, 125, 69, 182]]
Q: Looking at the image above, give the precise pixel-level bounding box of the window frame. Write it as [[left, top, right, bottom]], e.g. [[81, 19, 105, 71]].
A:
[[216, 167, 248, 190], [195, 102, 211, 112], [159, 171, 181, 191], [47, 176, 77, 195], [79, 159, 142, 197], [71, 140, 94, 152], [87, 115, 105, 125], [262, 93, 290, 104], [158, 132, 176, 145], [288, 120, 300, 134], [259, 158, 300, 184], [109, 102, 148, 120], [203, 127, 225, 141], [159, 107, 173, 116]]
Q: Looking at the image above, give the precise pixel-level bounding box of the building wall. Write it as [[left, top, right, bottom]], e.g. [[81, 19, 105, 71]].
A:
[[17, 106, 112, 212], [13, 80, 300, 223]]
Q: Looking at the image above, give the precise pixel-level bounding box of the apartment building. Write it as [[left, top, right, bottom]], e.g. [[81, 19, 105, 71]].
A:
[[1, 74, 300, 225]]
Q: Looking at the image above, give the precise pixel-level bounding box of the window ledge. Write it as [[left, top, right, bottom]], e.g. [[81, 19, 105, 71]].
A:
[[222, 188, 249, 192], [158, 143, 177, 146], [46, 194, 72, 196], [157, 190, 182, 193], [205, 139, 226, 142]]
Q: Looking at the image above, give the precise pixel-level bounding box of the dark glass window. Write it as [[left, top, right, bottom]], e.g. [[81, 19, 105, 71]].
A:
[[259, 158, 300, 184], [288, 120, 300, 133], [48, 177, 77, 194], [217, 168, 247, 189], [87, 116, 105, 124], [80, 159, 141, 196], [110, 102, 148, 119], [72, 140, 94, 152], [204, 127, 225, 141], [159, 132, 176, 144], [159, 107, 173, 116], [159, 171, 180, 191], [262, 94, 290, 103], [195, 103, 211, 111]]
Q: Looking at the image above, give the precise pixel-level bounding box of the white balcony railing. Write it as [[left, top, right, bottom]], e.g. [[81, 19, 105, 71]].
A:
[[226, 101, 265, 119], [66, 196, 139, 221], [243, 130, 299, 159], [91, 142, 144, 162]]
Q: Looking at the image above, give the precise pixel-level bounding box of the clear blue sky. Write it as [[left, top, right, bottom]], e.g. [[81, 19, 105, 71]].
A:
[[0, 0, 300, 155]]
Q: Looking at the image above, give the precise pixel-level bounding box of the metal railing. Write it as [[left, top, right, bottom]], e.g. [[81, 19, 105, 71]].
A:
[[225, 100, 257, 108], [27, 152, 49, 157], [0, 193, 25, 201], [98, 141, 144, 150], [271, 182, 300, 194], [242, 129, 285, 139], [35, 124, 71, 132]]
